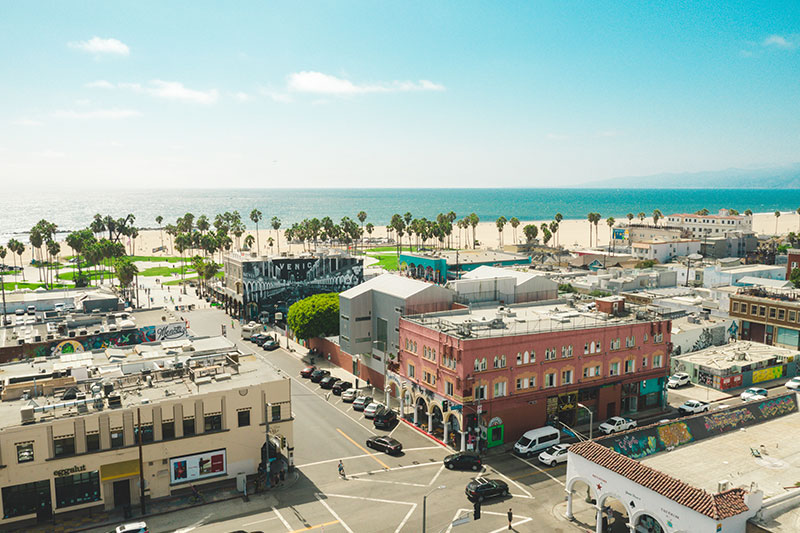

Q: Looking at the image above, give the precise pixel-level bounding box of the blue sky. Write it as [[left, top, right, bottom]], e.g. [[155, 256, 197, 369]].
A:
[[1, 1, 798, 188]]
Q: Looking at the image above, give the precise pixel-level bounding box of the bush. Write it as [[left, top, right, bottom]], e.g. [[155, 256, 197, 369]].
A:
[[287, 293, 340, 340], [589, 289, 612, 297], [558, 283, 576, 293], [635, 259, 657, 269]]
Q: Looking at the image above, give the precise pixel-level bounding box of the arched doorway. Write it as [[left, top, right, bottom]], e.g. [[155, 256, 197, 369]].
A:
[[598, 494, 631, 533], [445, 413, 461, 447], [415, 397, 428, 427], [565, 477, 598, 528], [402, 390, 414, 418], [430, 405, 444, 440], [632, 513, 666, 533]]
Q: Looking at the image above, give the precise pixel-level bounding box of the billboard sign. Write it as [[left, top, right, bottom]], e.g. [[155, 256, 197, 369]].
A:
[[612, 228, 629, 240], [169, 449, 227, 485]]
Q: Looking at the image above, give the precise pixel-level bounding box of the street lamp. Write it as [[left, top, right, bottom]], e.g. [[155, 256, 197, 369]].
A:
[[577, 403, 593, 440], [422, 485, 446, 533]]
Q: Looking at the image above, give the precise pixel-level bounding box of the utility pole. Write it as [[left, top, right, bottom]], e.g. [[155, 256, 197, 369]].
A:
[[137, 407, 146, 515], [265, 402, 271, 489]]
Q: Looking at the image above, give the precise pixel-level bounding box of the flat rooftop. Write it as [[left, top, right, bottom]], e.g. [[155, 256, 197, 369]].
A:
[[0, 335, 283, 429], [402, 249, 529, 265], [718, 264, 783, 274], [404, 300, 666, 339], [673, 340, 799, 372], [641, 412, 800, 532]]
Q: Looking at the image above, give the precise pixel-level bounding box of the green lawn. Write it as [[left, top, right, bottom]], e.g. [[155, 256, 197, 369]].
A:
[[364, 246, 415, 253], [130, 255, 187, 263], [57, 269, 111, 281], [2, 282, 70, 290], [373, 255, 399, 270], [162, 271, 224, 286], [139, 265, 196, 277]]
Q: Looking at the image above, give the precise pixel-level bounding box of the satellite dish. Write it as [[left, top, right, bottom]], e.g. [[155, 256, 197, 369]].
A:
[[688, 253, 703, 261]]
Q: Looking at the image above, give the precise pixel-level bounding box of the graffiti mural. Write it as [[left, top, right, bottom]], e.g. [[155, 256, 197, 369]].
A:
[[47, 323, 187, 357], [612, 434, 658, 459], [52, 340, 86, 355], [657, 422, 693, 448], [758, 396, 795, 418], [752, 365, 784, 384], [703, 408, 756, 433]]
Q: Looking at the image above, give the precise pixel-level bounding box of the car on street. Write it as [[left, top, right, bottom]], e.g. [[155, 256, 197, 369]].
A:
[[537, 444, 571, 466], [465, 477, 509, 502], [677, 399, 710, 415], [786, 377, 800, 390], [341, 388, 359, 402], [598, 416, 637, 434], [250, 333, 269, 345], [300, 365, 316, 378], [310, 369, 331, 383], [352, 395, 373, 411], [115, 522, 149, 533], [741, 387, 768, 402], [373, 407, 398, 429], [332, 380, 352, 395], [364, 402, 385, 418], [366, 436, 403, 455], [319, 376, 339, 389], [262, 338, 280, 351], [444, 451, 482, 471], [667, 372, 691, 388]]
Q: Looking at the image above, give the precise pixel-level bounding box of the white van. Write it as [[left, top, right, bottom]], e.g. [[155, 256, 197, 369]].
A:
[[513, 426, 560, 457]]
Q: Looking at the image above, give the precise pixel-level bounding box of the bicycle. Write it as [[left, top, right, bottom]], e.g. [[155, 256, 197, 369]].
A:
[[189, 486, 205, 504]]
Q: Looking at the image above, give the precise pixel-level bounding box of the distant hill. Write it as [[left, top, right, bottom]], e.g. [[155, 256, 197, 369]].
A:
[[584, 163, 800, 189]]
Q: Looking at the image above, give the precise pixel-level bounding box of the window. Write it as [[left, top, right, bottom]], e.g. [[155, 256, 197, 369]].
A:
[[791, 311, 797, 323], [204, 414, 222, 432], [86, 432, 100, 452], [529, 350, 535, 362], [545, 348, 556, 360], [2, 480, 50, 518], [183, 417, 196, 437], [624, 359, 635, 373], [625, 336, 635, 348], [609, 362, 620, 376], [238, 410, 251, 427], [760, 306, 766, 317], [54, 436, 75, 457], [769, 308, 776, 319], [642, 356, 648, 368], [584, 342, 589, 355], [545, 373, 556, 388], [561, 369, 573, 385], [562, 345, 573, 358], [654, 333, 663, 343], [55, 471, 101, 509], [134, 424, 154, 443], [610, 338, 621, 350], [494, 381, 507, 398], [445, 381, 454, 396], [15, 442, 34, 463], [583, 365, 601, 378], [475, 385, 487, 400], [408, 363, 415, 378], [653, 354, 663, 368], [162, 420, 175, 440], [779, 309, 786, 321], [643, 332, 648, 342], [271, 405, 282, 422], [516, 377, 529, 390], [751, 304, 757, 315], [732, 302, 739, 313], [595, 341, 601, 352], [110, 428, 124, 448], [493, 355, 506, 368], [423, 370, 436, 386]]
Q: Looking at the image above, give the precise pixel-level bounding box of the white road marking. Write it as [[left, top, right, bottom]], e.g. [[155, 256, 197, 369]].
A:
[[487, 517, 533, 533], [315, 493, 355, 533], [512, 454, 566, 486], [443, 508, 533, 533], [242, 516, 279, 526], [347, 477, 427, 487], [295, 446, 442, 469], [322, 492, 415, 506], [272, 506, 292, 531], [290, 375, 377, 436], [487, 465, 533, 498], [428, 464, 445, 487], [395, 503, 418, 533], [349, 460, 442, 478]]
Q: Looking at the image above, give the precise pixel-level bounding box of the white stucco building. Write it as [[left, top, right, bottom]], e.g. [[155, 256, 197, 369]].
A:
[[632, 240, 701, 264], [665, 210, 753, 239]]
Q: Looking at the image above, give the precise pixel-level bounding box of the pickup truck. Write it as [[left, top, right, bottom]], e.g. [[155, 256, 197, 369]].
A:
[[677, 400, 710, 415], [598, 416, 637, 434]]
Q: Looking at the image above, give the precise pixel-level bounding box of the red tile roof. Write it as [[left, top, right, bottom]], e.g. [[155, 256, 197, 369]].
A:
[[570, 441, 750, 520]]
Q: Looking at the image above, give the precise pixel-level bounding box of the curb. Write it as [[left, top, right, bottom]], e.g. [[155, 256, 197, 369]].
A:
[[400, 417, 449, 448]]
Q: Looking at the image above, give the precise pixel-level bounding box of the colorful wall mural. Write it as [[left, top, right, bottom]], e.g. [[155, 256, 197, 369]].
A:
[[752, 365, 785, 384]]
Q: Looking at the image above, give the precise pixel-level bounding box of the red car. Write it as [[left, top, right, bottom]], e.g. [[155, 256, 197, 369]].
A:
[[300, 365, 316, 378]]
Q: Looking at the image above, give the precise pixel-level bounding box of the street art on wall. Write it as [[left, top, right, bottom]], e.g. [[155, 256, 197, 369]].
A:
[[656, 422, 693, 448], [752, 366, 784, 384], [703, 408, 756, 433], [51, 340, 85, 355], [612, 434, 658, 459], [758, 396, 795, 418]]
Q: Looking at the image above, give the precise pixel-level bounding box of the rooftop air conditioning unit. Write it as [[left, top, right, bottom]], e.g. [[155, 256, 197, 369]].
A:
[[20, 407, 35, 424], [718, 480, 731, 492]]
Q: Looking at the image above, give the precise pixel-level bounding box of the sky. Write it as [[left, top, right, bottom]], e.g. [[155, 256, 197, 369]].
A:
[[1, 1, 798, 189]]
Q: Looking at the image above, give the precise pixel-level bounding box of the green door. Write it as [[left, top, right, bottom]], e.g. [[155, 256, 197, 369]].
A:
[[487, 424, 504, 448]]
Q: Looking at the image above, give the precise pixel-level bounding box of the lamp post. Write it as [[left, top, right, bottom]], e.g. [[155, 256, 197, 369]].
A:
[[264, 402, 271, 489], [422, 485, 446, 533], [577, 403, 593, 440]]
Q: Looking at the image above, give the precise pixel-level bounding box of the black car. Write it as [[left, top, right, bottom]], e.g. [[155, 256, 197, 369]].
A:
[[310, 369, 331, 383], [262, 339, 280, 351], [319, 376, 339, 389], [366, 436, 403, 455], [373, 407, 398, 429], [465, 477, 509, 502], [444, 451, 482, 471], [250, 333, 269, 345], [332, 380, 352, 395]]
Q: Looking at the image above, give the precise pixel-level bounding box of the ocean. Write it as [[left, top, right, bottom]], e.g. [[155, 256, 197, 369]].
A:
[[2, 188, 800, 243]]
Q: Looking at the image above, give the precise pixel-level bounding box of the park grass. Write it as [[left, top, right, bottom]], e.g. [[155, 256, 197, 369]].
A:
[[3, 282, 70, 290], [373, 255, 399, 271], [130, 255, 187, 263], [139, 265, 195, 277], [57, 269, 111, 281], [162, 271, 224, 286], [364, 246, 415, 253]]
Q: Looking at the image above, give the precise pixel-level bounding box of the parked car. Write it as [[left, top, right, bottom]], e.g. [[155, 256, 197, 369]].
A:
[[444, 451, 482, 471], [332, 380, 352, 395], [598, 416, 637, 435], [677, 400, 710, 415], [513, 426, 560, 457], [310, 369, 330, 383], [366, 436, 403, 455], [537, 444, 571, 466], [319, 376, 339, 389], [300, 365, 316, 378], [741, 387, 768, 402], [373, 407, 398, 429], [341, 388, 359, 402], [364, 402, 385, 419], [352, 395, 373, 411], [465, 477, 509, 502], [115, 522, 149, 533], [250, 333, 269, 345], [262, 338, 280, 351], [786, 377, 800, 390], [667, 372, 691, 388]]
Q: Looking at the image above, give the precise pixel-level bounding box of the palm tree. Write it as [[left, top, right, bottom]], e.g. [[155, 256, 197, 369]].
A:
[[586, 213, 594, 247], [271, 217, 282, 255], [638, 212, 646, 223], [114, 257, 139, 303], [695, 208, 709, 216], [469, 213, 479, 249], [244, 234, 255, 251], [775, 211, 781, 235], [46, 241, 60, 289], [549, 221, 559, 247], [554, 213, 563, 247], [390, 214, 406, 256], [744, 209, 752, 216], [509, 217, 520, 244], [652, 209, 662, 227], [523, 224, 538, 243], [606, 217, 616, 251], [495, 216, 507, 247], [268, 236, 275, 254], [0, 245, 7, 317], [7, 239, 20, 280], [250, 209, 263, 256], [365, 222, 374, 248], [626, 213, 634, 224], [357, 211, 367, 252], [797, 207, 800, 233], [156, 215, 164, 249]]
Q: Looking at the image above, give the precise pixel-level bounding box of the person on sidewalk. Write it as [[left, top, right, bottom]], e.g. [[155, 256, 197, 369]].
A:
[[507, 508, 513, 529], [338, 460, 346, 479]]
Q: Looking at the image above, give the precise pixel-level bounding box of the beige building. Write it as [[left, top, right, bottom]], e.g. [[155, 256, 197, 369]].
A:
[[0, 336, 292, 527]]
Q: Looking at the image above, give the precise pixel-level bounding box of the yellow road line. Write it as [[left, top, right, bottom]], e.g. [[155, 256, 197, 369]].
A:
[[509, 464, 563, 480], [336, 428, 390, 470], [290, 519, 340, 532]]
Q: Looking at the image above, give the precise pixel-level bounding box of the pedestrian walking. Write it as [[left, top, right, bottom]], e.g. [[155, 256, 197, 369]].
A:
[[338, 460, 345, 479], [507, 508, 513, 529]]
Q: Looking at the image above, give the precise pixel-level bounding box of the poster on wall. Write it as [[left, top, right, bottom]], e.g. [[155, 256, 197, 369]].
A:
[[169, 449, 226, 485]]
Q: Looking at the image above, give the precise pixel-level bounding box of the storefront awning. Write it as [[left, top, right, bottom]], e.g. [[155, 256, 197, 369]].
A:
[[100, 459, 140, 482]]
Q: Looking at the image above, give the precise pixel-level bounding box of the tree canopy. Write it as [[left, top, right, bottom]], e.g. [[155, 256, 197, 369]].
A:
[[287, 293, 340, 340]]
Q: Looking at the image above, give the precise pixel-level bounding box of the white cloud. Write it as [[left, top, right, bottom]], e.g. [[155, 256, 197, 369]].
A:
[[286, 71, 445, 95], [762, 35, 796, 49], [233, 92, 250, 102], [546, 133, 568, 141], [86, 80, 115, 89], [35, 150, 66, 158], [11, 118, 42, 126], [53, 109, 141, 119], [69, 37, 130, 56], [259, 88, 293, 103]]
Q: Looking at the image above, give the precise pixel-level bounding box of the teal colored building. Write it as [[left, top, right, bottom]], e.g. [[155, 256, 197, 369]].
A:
[[398, 250, 531, 283]]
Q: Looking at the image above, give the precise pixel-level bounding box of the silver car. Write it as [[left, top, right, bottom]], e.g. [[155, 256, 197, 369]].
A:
[[364, 402, 385, 419], [341, 388, 359, 402]]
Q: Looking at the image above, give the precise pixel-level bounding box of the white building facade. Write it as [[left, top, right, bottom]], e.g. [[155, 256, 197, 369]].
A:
[[665, 210, 752, 239]]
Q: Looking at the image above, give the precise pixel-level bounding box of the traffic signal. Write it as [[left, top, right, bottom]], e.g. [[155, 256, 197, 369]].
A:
[[281, 436, 287, 448], [473, 501, 481, 520]]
